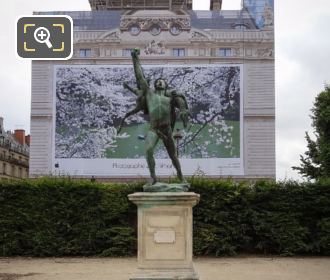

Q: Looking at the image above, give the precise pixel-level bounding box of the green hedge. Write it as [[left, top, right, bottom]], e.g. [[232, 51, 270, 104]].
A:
[[0, 178, 329, 256]]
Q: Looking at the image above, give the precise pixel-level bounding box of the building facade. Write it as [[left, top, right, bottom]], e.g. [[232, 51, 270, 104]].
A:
[[30, 0, 275, 180], [0, 117, 30, 179]]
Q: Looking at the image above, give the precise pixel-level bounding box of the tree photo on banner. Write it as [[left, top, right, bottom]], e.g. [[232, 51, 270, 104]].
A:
[[54, 64, 243, 176]]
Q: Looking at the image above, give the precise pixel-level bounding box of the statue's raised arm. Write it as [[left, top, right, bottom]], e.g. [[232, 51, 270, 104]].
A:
[[131, 49, 149, 93]]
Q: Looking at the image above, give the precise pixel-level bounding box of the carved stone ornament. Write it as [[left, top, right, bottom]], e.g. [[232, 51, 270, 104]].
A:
[[104, 31, 120, 40], [256, 47, 274, 57], [190, 31, 210, 42], [96, 31, 121, 43], [233, 47, 241, 56], [144, 40, 166, 55], [120, 16, 191, 32]]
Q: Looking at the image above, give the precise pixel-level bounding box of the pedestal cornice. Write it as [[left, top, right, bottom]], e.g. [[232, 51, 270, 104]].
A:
[[128, 192, 200, 206]]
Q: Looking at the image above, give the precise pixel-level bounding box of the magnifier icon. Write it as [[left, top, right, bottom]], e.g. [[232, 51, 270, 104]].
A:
[[34, 27, 53, 49]]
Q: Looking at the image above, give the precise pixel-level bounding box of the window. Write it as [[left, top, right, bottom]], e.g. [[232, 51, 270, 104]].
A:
[[149, 24, 161, 36], [199, 48, 206, 56], [170, 25, 181, 36], [173, 48, 185, 57], [219, 48, 232, 57], [122, 49, 134, 57], [105, 49, 117, 57], [79, 49, 92, 57], [129, 25, 141, 36], [233, 24, 249, 30]]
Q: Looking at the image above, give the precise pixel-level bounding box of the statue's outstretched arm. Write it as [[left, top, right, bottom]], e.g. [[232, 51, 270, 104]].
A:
[[131, 49, 148, 93], [123, 82, 140, 96]]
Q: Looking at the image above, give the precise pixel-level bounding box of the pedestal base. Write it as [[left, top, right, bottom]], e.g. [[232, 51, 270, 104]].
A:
[[130, 267, 199, 280], [128, 192, 200, 280], [143, 182, 190, 192]]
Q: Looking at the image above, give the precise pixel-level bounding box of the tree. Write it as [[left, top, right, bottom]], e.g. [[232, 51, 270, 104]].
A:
[[292, 85, 330, 179]]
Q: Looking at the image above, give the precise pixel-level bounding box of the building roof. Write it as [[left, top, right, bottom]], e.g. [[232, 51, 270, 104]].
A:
[[0, 117, 29, 156], [188, 10, 257, 29], [35, 10, 258, 31], [0, 131, 29, 157], [88, 0, 193, 10]]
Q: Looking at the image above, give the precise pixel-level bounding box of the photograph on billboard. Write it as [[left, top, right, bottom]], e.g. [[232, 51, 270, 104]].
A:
[[53, 64, 243, 176]]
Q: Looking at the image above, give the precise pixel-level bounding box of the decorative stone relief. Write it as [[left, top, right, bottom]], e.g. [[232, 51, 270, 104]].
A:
[[256, 47, 274, 58], [144, 40, 166, 55], [190, 31, 210, 42], [101, 31, 120, 42], [233, 47, 241, 56], [120, 16, 191, 32]]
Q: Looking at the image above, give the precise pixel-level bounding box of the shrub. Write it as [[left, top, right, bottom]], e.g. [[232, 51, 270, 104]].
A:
[[0, 177, 329, 256]]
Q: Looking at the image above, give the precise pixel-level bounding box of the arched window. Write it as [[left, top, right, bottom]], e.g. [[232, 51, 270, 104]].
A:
[[232, 23, 249, 30]]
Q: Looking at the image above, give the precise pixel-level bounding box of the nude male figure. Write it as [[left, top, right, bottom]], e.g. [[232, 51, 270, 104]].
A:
[[130, 49, 188, 184]]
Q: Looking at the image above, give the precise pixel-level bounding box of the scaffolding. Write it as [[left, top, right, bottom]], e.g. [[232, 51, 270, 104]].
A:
[[89, 0, 193, 10]]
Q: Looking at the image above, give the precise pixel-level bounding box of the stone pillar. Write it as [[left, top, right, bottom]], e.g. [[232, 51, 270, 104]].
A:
[[128, 192, 200, 280]]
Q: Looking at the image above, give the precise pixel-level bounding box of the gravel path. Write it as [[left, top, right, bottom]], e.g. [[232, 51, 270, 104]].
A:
[[0, 257, 329, 280]]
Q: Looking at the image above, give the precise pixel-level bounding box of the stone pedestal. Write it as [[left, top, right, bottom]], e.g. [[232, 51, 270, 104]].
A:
[[128, 192, 200, 280]]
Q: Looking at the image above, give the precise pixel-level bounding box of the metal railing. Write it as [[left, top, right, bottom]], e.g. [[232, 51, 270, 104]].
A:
[[89, 0, 192, 10], [0, 153, 29, 168], [0, 139, 29, 157]]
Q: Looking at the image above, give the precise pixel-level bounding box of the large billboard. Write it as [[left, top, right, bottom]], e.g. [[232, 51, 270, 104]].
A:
[[53, 64, 243, 177]]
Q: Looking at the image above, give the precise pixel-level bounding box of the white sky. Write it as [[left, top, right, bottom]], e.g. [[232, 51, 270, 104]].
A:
[[0, 0, 329, 180]]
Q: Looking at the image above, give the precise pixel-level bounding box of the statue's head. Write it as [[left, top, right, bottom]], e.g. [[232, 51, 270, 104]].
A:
[[154, 78, 167, 90]]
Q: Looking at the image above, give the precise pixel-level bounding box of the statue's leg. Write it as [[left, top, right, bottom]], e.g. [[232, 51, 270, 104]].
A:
[[161, 127, 184, 182], [145, 130, 159, 184]]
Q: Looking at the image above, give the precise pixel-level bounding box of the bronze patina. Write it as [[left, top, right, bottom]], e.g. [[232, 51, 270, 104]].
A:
[[120, 49, 189, 191]]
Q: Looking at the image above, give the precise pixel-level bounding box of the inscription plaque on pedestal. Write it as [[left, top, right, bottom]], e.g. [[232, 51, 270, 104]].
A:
[[154, 230, 176, 244]]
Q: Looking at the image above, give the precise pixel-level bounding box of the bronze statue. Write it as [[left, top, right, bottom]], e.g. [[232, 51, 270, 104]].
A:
[[120, 49, 189, 190]]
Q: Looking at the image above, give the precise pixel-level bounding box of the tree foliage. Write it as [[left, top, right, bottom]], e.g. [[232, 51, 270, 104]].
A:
[[293, 85, 330, 179]]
